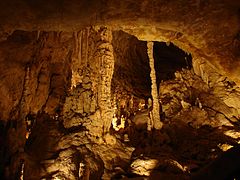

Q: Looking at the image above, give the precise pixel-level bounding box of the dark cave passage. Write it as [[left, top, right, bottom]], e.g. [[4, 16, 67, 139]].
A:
[[153, 42, 192, 90], [111, 30, 192, 101], [110, 31, 194, 134], [111, 30, 151, 99]]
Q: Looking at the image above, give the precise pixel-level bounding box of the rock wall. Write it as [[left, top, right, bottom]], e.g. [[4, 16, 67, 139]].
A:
[[112, 30, 151, 98], [159, 67, 239, 129], [193, 57, 240, 116], [0, 27, 136, 179], [0, 30, 73, 179], [0, 31, 73, 120], [63, 27, 115, 136]]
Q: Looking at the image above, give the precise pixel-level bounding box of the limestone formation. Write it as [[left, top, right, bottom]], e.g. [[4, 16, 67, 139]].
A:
[[1, 1, 240, 179], [147, 41, 163, 130]]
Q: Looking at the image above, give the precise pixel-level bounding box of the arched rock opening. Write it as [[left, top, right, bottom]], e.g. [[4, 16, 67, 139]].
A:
[[111, 31, 193, 117], [154, 42, 192, 87]]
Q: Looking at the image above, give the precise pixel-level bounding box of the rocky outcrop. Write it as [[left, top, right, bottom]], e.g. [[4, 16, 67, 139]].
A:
[[0, 31, 73, 179], [0, 28, 136, 179], [159, 66, 240, 128], [193, 57, 240, 116]]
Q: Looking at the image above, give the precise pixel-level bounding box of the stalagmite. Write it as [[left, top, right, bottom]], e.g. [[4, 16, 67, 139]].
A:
[[97, 27, 115, 133], [20, 162, 24, 180], [112, 114, 119, 131], [37, 30, 40, 40], [147, 41, 163, 130]]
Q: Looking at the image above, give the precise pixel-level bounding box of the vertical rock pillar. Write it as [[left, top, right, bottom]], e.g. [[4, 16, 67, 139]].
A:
[[97, 27, 115, 134], [147, 41, 163, 130]]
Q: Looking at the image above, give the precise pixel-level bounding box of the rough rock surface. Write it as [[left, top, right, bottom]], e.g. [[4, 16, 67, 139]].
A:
[[159, 68, 240, 128], [0, 28, 135, 179], [1, 29, 240, 179], [0, 2, 240, 178], [0, 0, 240, 84], [147, 41, 163, 129], [112, 30, 151, 98]]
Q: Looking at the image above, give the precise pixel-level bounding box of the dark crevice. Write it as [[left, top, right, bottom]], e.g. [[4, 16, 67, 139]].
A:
[[112, 30, 151, 98], [112, 31, 192, 100], [153, 41, 192, 91]]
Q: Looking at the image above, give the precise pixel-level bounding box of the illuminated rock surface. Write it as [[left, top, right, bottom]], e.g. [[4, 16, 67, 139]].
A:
[[0, 1, 240, 179]]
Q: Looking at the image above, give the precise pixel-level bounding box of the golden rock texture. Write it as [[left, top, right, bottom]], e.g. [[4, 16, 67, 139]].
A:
[[1, 1, 240, 179], [0, 0, 239, 83]]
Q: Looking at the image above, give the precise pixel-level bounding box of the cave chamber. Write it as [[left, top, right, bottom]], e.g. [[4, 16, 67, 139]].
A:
[[1, 27, 240, 180], [1, 1, 240, 179]]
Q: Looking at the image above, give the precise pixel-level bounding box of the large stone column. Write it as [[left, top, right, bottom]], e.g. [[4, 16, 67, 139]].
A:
[[147, 41, 163, 130], [97, 27, 115, 134], [64, 27, 115, 136]]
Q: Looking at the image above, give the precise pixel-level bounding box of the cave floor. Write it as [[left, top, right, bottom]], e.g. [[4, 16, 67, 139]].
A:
[[112, 110, 239, 179]]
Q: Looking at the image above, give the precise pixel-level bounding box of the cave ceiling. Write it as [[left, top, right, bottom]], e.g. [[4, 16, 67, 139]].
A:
[[0, 0, 240, 85]]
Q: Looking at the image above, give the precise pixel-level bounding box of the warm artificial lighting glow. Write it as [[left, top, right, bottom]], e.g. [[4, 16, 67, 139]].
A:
[[218, 143, 233, 151], [1, 15, 240, 179], [25, 117, 32, 139], [53, 177, 61, 180], [112, 114, 119, 131], [123, 134, 130, 142], [195, 98, 202, 109], [79, 162, 85, 178], [71, 70, 82, 89], [20, 162, 24, 180], [25, 131, 31, 139], [119, 115, 126, 129], [112, 114, 126, 131], [130, 158, 159, 176], [138, 102, 145, 110], [224, 130, 240, 139], [181, 100, 191, 109]]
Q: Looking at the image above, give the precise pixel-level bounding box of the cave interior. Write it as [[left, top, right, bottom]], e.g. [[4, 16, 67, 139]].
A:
[[1, 1, 240, 180]]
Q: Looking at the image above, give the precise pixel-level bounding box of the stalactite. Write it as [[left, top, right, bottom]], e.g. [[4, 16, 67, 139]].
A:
[[20, 65, 31, 116], [71, 29, 89, 89], [24, 66, 30, 97], [73, 32, 78, 60], [85, 28, 89, 66], [37, 31, 40, 41], [78, 30, 82, 66], [147, 41, 163, 130]]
